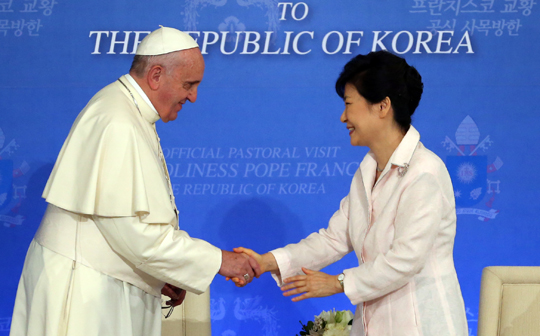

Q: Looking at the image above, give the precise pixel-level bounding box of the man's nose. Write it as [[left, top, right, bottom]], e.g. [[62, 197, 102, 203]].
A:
[[187, 88, 198, 103]]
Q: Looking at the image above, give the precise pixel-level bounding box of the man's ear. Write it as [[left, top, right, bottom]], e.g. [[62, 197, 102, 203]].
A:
[[147, 65, 165, 91]]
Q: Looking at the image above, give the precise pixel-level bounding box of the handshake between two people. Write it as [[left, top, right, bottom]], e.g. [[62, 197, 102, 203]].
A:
[[161, 248, 264, 307], [218, 248, 264, 286], [221, 247, 345, 303], [161, 248, 261, 307], [163, 247, 344, 307]]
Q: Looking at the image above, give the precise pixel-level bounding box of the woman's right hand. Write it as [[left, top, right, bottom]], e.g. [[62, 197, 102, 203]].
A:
[[234, 247, 265, 274], [228, 247, 279, 287]]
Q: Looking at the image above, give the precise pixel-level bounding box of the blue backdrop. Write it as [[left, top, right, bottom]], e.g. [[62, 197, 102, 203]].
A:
[[1, 1, 539, 335]]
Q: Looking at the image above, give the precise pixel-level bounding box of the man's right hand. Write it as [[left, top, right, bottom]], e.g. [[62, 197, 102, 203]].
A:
[[218, 250, 261, 285]]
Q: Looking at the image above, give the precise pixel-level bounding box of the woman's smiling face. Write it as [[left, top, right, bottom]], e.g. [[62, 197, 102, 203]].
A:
[[340, 83, 382, 147]]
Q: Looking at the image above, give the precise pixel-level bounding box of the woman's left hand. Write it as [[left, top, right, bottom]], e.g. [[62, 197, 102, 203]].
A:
[[281, 267, 344, 302]]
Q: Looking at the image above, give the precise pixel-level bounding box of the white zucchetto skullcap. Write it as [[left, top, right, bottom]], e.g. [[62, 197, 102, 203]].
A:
[[136, 26, 199, 56]]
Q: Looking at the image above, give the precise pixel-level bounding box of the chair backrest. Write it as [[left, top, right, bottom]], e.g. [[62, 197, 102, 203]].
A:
[[161, 290, 212, 336], [477, 266, 540, 336]]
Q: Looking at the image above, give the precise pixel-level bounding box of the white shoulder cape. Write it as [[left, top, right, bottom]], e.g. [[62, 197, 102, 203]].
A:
[[43, 76, 176, 225]]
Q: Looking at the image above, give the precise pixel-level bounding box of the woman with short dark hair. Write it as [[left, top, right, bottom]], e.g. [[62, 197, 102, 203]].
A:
[[335, 50, 424, 133], [236, 51, 468, 336]]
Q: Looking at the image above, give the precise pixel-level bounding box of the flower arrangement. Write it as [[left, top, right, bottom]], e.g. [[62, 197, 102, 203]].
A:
[[297, 309, 353, 336]]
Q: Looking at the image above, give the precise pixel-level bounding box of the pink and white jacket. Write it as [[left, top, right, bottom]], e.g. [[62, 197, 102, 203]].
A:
[[271, 126, 468, 336]]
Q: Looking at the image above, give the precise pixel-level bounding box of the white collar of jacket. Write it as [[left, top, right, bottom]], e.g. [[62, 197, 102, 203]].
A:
[[360, 125, 420, 176], [389, 125, 420, 169], [119, 74, 161, 125]]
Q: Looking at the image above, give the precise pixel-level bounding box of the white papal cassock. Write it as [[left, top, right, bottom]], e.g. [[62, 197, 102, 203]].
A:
[[10, 75, 222, 336]]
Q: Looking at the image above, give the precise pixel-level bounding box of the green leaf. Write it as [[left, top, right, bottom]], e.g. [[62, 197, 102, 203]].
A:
[[335, 311, 344, 323], [307, 321, 314, 330], [298, 320, 311, 334]]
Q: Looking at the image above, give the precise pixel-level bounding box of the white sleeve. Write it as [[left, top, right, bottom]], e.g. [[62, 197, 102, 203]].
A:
[[93, 215, 222, 294], [270, 195, 354, 286]]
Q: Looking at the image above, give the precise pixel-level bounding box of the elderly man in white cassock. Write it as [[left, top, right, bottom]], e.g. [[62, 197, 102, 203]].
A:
[[9, 27, 259, 336]]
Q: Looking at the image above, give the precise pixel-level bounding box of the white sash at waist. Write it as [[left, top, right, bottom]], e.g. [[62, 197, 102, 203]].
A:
[[35, 204, 164, 297]]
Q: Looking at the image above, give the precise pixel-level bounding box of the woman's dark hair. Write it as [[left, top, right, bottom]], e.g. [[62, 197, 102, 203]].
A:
[[335, 50, 423, 133]]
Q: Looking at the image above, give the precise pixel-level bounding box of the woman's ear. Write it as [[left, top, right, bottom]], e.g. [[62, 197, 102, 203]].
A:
[[378, 96, 392, 118]]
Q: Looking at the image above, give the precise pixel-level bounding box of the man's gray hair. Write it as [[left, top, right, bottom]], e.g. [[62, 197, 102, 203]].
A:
[[130, 51, 187, 78]]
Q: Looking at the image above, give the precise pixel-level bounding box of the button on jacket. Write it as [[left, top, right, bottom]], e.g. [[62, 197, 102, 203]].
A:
[[271, 126, 468, 336]]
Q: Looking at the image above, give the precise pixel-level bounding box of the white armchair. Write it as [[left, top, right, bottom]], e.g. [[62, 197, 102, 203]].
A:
[[477, 266, 540, 336]]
